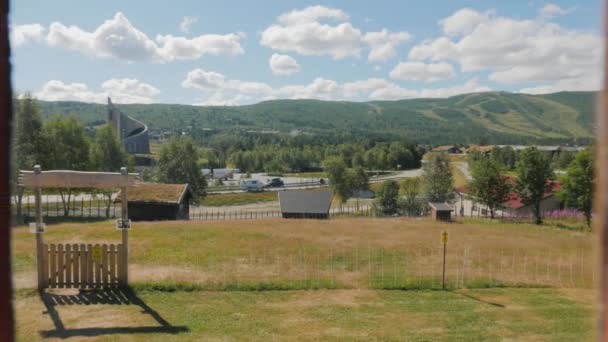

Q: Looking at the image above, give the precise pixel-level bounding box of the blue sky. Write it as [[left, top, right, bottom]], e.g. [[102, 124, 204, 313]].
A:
[[9, 0, 603, 105]]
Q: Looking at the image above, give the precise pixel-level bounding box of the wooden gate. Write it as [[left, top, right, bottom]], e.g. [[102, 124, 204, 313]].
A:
[[19, 166, 139, 290], [41, 243, 127, 288]]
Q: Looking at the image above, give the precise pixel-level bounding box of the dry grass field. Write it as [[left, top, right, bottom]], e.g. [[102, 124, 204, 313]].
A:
[[13, 217, 593, 289], [12, 217, 597, 341]]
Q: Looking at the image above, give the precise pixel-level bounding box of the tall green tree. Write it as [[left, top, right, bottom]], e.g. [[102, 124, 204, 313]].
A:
[[322, 156, 354, 206], [399, 177, 425, 216], [12, 94, 45, 220], [374, 180, 400, 216], [157, 137, 207, 200], [89, 124, 132, 217], [515, 147, 554, 224], [422, 153, 454, 203], [558, 148, 594, 226], [468, 157, 512, 219], [41, 116, 91, 216]]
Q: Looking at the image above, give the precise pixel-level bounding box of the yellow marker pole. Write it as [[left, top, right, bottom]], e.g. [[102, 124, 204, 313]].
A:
[[442, 230, 448, 289]]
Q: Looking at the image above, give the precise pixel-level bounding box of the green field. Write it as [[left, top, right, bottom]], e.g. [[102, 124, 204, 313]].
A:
[[14, 287, 594, 341], [12, 217, 596, 340]]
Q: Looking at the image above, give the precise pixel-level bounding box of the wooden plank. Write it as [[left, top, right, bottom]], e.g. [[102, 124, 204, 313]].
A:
[[72, 244, 79, 288], [95, 244, 101, 288], [109, 245, 116, 286], [79, 244, 86, 288], [102, 244, 108, 288], [87, 244, 93, 288], [19, 170, 139, 189], [57, 245, 64, 288], [42, 244, 49, 288], [49, 244, 56, 288], [117, 244, 124, 286], [64, 244, 71, 287]]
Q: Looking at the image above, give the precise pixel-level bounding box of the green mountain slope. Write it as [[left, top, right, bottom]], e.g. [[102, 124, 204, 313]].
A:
[[34, 91, 596, 145]]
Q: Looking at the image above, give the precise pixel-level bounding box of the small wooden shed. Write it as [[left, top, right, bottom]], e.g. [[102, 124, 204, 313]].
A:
[[429, 202, 453, 221], [116, 182, 192, 221], [279, 190, 333, 219]]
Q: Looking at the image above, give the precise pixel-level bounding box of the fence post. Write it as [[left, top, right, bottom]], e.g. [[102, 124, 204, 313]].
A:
[[34, 166, 45, 290], [442, 231, 448, 289], [120, 167, 129, 287]]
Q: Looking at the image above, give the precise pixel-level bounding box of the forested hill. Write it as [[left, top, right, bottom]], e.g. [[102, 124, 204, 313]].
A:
[[35, 91, 596, 145]]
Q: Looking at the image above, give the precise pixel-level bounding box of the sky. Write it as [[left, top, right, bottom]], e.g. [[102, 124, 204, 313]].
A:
[[9, 0, 604, 105]]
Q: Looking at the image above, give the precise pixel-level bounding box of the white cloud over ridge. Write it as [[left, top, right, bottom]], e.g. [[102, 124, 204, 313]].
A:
[[390, 61, 455, 82], [363, 29, 411, 62], [261, 5, 410, 62], [182, 68, 490, 105], [44, 12, 244, 62], [269, 53, 301, 75], [408, 8, 601, 93], [35, 78, 160, 104]]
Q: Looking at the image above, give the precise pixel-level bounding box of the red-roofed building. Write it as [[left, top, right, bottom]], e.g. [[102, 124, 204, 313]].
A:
[[454, 180, 562, 217]]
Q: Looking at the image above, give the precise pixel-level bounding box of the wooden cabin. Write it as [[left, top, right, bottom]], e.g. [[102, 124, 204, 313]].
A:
[[115, 182, 192, 221]]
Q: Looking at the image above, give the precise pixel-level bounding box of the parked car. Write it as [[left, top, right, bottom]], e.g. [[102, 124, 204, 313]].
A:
[[240, 179, 265, 192], [265, 178, 284, 188]]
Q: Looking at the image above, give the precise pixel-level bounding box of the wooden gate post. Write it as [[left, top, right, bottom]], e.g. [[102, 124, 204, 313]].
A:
[[120, 167, 129, 287], [34, 165, 45, 290]]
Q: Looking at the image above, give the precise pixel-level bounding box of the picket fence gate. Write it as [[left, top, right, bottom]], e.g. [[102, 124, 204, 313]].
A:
[[40, 243, 126, 288]]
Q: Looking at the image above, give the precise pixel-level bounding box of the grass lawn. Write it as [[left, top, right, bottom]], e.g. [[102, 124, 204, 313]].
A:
[[200, 191, 278, 206], [451, 163, 469, 188], [12, 218, 593, 289], [14, 287, 595, 341], [11, 217, 596, 340]]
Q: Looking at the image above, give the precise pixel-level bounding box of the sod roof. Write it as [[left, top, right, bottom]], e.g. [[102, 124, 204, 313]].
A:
[[115, 182, 190, 204]]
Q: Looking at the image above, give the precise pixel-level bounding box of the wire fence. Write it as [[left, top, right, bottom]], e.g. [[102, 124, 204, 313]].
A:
[[189, 204, 375, 221], [137, 245, 594, 290], [13, 195, 119, 222]]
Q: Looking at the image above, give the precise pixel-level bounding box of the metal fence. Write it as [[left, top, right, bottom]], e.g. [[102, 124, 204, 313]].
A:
[[13, 195, 119, 222], [136, 245, 594, 290]]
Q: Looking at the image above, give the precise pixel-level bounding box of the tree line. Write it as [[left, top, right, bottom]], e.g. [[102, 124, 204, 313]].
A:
[[11, 95, 208, 219]]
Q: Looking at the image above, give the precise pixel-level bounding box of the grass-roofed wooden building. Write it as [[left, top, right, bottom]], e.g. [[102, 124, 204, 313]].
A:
[[115, 182, 192, 221]]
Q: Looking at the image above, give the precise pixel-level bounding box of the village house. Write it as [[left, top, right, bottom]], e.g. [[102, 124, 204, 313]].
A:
[[431, 145, 463, 154], [453, 181, 562, 218], [115, 182, 192, 221]]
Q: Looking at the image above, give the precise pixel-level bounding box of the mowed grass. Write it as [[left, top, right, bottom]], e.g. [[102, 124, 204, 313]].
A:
[[12, 217, 597, 341], [14, 287, 595, 341], [12, 217, 594, 290], [200, 191, 278, 206]]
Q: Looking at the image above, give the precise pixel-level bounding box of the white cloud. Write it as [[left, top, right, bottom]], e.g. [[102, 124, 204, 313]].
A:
[[363, 29, 411, 62], [156, 33, 244, 61], [35, 78, 160, 104], [439, 8, 493, 36], [10, 24, 45, 46], [179, 16, 199, 33], [182, 67, 491, 105], [277, 5, 349, 25], [45, 12, 244, 62], [260, 5, 362, 59], [539, 4, 570, 18], [408, 8, 601, 91], [269, 53, 301, 75], [389, 61, 455, 82]]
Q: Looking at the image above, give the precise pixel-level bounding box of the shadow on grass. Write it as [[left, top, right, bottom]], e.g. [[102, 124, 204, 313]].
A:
[[39, 287, 189, 339]]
